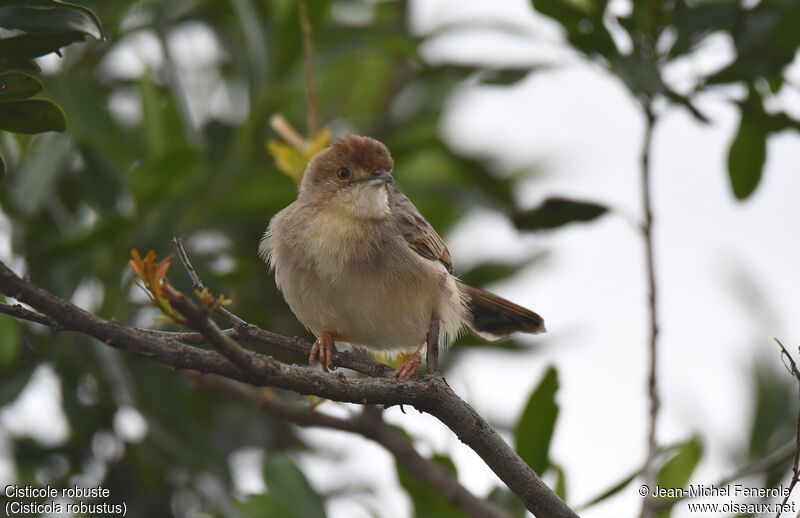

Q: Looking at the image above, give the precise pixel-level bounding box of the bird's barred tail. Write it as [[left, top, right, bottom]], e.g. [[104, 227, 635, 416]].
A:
[[459, 283, 545, 341]]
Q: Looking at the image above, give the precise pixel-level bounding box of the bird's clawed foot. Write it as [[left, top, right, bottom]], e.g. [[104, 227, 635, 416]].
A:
[[390, 342, 425, 379], [310, 332, 337, 373]]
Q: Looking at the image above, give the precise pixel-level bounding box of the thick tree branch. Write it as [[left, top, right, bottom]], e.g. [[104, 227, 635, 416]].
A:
[[194, 374, 512, 518], [0, 260, 577, 518]]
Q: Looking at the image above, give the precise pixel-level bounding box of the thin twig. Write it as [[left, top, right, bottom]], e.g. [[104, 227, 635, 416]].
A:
[[0, 302, 60, 329], [164, 284, 264, 379], [774, 338, 800, 517], [0, 260, 577, 518], [640, 103, 661, 518], [171, 237, 246, 327], [299, 0, 320, 136], [425, 310, 440, 373], [269, 114, 309, 153], [193, 374, 511, 518]]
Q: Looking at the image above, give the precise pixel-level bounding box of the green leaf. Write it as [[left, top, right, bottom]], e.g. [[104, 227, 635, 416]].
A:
[[0, 99, 65, 133], [0, 309, 20, 368], [530, 0, 616, 58], [487, 487, 526, 517], [10, 132, 71, 214], [656, 436, 702, 518], [261, 454, 326, 518], [513, 197, 609, 231], [0, 3, 102, 61], [458, 255, 546, 289], [0, 72, 42, 101], [398, 454, 462, 518], [480, 68, 531, 86], [577, 468, 639, 509], [233, 494, 299, 518], [0, 32, 86, 61], [552, 463, 568, 500], [727, 114, 767, 200], [0, 4, 102, 40], [515, 366, 559, 474], [0, 363, 34, 407]]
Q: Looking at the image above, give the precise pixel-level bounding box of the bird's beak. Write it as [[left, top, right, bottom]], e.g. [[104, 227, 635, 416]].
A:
[[351, 170, 394, 185]]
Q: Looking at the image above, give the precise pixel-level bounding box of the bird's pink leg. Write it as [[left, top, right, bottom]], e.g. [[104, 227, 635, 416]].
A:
[[390, 341, 426, 379], [309, 332, 338, 372]]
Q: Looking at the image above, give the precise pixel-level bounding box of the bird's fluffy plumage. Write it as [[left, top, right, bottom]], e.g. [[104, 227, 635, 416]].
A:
[[260, 135, 544, 356]]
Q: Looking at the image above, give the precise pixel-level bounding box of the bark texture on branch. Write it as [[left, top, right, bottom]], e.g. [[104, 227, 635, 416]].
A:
[[0, 260, 577, 518]]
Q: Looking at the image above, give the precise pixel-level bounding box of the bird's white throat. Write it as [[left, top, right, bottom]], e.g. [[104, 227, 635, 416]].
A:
[[335, 184, 390, 219]]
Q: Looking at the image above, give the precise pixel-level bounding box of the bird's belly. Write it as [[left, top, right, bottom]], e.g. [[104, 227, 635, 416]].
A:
[[277, 255, 464, 354]]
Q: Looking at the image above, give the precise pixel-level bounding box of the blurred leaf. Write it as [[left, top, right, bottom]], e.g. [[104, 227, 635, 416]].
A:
[[513, 197, 609, 231], [0, 99, 65, 133], [0, 303, 20, 368], [0, 3, 103, 39], [553, 463, 568, 500], [749, 361, 797, 488], [727, 113, 766, 200], [667, 1, 738, 59], [656, 436, 702, 518], [726, 86, 800, 200], [0, 362, 34, 407], [10, 132, 71, 214], [0, 59, 40, 74], [530, 0, 617, 57], [0, 2, 102, 62], [458, 256, 545, 289], [487, 486, 526, 517], [0, 153, 4, 180], [398, 453, 461, 518], [266, 127, 331, 184], [515, 366, 559, 474], [577, 468, 638, 509], [663, 89, 709, 124], [261, 454, 326, 518], [0, 71, 42, 101], [609, 52, 666, 99], [658, 437, 702, 487], [233, 493, 297, 517], [704, 0, 800, 88], [138, 74, 187, 158], [480, 68, 532, 86]]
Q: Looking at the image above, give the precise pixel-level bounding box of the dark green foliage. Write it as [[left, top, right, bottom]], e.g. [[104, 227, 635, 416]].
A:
[[398, 453, 462, 518], [656, 437, 702, 518], [515, 366, 559, 475], [232, 454, 326, 518], [526, 0, 800, 199], [512, 197, 609, 232], [0, 0, 795, 515], [0, 1, 552, 515], [488, 486, 526, 517], [0, 1, 102, 170]]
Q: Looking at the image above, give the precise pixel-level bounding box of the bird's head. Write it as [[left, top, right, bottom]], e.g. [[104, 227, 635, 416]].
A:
[[299, 135, 395, 219]]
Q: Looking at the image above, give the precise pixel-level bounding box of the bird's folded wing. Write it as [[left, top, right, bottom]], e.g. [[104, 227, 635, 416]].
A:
[[389, 185, 453, 273]]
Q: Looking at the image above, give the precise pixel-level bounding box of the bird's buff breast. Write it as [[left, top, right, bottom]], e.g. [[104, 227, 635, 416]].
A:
[[266, 206, 465, 353]]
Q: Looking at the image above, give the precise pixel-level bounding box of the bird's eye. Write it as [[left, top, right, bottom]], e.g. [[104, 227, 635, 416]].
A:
[[337, 167, 350, 179]]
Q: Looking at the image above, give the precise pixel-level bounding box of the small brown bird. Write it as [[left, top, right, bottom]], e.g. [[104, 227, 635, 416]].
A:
[[260, 135, 545, 378]]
